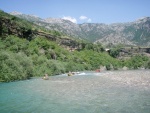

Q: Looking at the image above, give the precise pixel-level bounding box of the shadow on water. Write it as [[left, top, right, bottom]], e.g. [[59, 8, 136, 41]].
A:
[[0, 70, 150, 113]]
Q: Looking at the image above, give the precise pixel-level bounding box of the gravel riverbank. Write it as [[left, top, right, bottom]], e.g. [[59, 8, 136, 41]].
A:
[[100, 70, 150, 89]]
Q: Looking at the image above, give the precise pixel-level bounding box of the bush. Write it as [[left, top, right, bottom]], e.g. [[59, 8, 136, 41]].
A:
[[0, 51, 34, 82], [124, 55, 149, 69], [109, 48, 120, 58]]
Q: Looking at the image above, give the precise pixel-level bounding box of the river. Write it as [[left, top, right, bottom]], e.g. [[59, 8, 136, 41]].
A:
[[0, 70, 150, 113]]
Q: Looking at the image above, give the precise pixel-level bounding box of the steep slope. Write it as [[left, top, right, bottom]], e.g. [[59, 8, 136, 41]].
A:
[[1, 10, 86, 50], [96, 18, 150, 46], [10, 12, 150, 46], [10, 12, 84, 39]]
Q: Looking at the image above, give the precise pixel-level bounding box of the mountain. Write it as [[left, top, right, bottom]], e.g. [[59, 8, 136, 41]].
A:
[[10, 12, 150, 46], [10, 12, 84, 39], [94, 17, 150, 46]]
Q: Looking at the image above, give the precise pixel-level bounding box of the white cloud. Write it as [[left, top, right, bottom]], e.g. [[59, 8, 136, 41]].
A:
[[79, 16, 88, 20], [79, 15, 92, 23], [87, 18, 92, 22], [62, 16, 77, 23]]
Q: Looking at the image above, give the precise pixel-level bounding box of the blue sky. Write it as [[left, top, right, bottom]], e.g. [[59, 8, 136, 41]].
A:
[[0, 0, 150, 24]]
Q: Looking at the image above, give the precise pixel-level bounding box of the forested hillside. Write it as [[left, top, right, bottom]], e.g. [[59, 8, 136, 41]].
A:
[[1, 10, 150, 82]]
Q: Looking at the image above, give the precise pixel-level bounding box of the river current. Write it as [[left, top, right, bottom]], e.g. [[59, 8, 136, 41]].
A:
[[0, 70, 150, 113]]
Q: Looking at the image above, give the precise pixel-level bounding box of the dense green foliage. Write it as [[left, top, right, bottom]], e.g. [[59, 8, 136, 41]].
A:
[[1, 35, 149, 82], [0, 35, 116, 82], [0, 51, 33, 82], [123, 55, 150, 69]]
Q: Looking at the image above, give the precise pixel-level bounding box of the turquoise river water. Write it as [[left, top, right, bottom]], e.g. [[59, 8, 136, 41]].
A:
[[0, 70, 150, 113]]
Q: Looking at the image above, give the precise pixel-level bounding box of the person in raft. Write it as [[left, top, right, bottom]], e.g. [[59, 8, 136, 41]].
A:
[[42, 73, 49, 80], [68, 71, 73, 76]]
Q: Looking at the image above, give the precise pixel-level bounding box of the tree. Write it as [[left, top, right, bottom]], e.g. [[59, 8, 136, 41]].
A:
[[109, 48, 120, 58]]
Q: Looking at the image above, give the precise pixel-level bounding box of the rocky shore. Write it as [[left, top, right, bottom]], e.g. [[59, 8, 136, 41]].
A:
[[102, 70, 150, 89]]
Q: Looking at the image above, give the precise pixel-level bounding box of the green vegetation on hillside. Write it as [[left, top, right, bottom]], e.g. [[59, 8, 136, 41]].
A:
[[0, 35, 117, 82], [0, 10, 150, 82]]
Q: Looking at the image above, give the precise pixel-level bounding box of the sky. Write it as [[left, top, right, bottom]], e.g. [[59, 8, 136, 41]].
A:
[[0, 0, 150, 24]]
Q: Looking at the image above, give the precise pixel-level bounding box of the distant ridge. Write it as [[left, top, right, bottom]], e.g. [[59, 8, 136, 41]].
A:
[[10, 11, 150, 46]]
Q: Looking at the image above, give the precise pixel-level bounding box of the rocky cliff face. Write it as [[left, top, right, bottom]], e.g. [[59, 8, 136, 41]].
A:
[[10, 12, 150, 46]]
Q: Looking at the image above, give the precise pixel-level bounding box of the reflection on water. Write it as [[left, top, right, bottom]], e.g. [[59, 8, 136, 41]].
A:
[[0, 70, 150, 113]]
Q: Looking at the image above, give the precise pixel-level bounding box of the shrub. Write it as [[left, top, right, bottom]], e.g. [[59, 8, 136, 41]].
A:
[[124, 55, 149, 69], [0, 51, 34, 82]]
